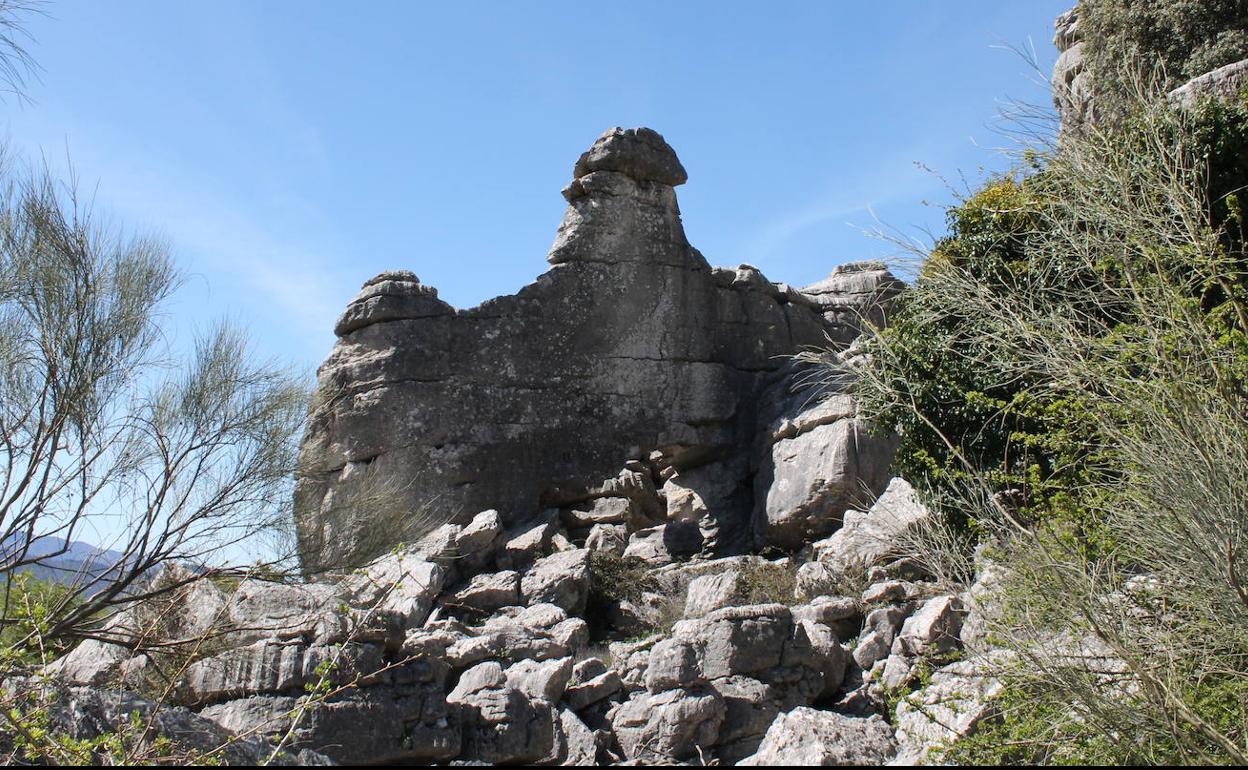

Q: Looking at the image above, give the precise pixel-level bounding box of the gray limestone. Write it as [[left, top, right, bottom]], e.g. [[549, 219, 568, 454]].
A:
[[294, 126, 898, 572]]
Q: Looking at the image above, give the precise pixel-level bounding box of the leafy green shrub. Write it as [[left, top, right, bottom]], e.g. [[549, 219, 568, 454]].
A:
[[0, 573, 83, 666], [853, 92, 1248, 540], [844, 81, 1248, 763]]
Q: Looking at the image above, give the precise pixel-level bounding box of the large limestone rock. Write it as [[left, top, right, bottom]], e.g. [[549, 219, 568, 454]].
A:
[[893, 656, 1007, 764], [447, 661, 558, 764], [807, 477, 930, 580], [1169, 58, 1248, 108], [520, 548, 590, 614], [611, 686, 725, 763], [755, 413, 896, 550], [738, 707, 897, 766], [294, 126, 897, 571]]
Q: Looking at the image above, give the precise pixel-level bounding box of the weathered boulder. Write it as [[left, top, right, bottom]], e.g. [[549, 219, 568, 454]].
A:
[[611, 686, 725, 763], [455, 508, 506, 573], [547, 706, 599, 765], [684, 569, 743, 618], [792, 595, 860, 641], [445, 570, 520, 613], [584, 522, 628, 555], [565, 668, 622, 711], [436, 602, 588, 671], [861, 579, 922, 605], [810, 477, 930, 579], [738, 707, 897, 766], [713, 675, 785, 762], [521, 548, 590, 614], [341, 548, 445, 629], [504, 657, 574, 703], [893, 656, 1007, 764], [799, 619, 850, 698], [896, 595, 964, 658], [560, 496, 640, 529], [754, 389, 896, 550], [497, 514, 557, 571], [447, 661, 558, 764]]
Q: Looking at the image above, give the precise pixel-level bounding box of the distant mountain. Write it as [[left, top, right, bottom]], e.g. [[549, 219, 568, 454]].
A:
[[1, 533, 128, 590]]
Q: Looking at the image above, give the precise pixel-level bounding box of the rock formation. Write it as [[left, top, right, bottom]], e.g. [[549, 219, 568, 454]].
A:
[[28, 119, 1027, 763], [32, 14, 1248, 765], [294, 127, 899, 572], [46, 490, 1010, 765]]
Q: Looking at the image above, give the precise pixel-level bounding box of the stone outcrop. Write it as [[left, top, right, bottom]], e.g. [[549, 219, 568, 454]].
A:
[[1169, 57, 1248, 109], [1053, 4, 1248, 136], [0, 678, 331, 765], [294, 126, 898, 572], [1052, 7, 1093, 133], [755, 391, 897, 549]]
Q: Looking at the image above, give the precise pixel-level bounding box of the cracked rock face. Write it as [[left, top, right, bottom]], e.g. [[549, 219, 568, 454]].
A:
[[294, 127, 893, 572]]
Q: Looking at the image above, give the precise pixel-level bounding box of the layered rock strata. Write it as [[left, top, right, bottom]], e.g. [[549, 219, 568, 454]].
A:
[[294, 127, 897, 571]]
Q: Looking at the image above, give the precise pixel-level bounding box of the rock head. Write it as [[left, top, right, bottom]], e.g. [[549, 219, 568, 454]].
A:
[[572, 127, 688, 186]]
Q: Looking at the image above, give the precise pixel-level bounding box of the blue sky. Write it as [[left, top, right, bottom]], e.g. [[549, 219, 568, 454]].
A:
[[3, 0, 1073, 372]]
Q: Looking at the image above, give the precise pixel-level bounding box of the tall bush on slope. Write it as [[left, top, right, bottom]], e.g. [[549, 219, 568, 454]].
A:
[[833, 87, 1248, 762]]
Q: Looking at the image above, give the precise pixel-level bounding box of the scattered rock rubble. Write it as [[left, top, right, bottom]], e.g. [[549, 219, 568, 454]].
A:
[[38, 479, 1010, 765]]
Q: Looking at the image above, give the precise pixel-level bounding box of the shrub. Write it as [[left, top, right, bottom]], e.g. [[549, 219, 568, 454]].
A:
[[1081, 0, 1248, 122], [843, 81, 1248, 763], [732, 558, 799, 606]]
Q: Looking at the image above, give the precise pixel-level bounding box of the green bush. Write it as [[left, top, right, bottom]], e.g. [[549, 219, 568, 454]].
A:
[[847, 83, 1248, 763], [854, 93, 1248, 538], [0, 573, 83, 666]]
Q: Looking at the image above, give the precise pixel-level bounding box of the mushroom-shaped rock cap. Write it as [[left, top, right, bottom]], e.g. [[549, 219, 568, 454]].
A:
[[363, 269, 421, 287], [334, 269, 449, 336], [572, 127, 688, 186]]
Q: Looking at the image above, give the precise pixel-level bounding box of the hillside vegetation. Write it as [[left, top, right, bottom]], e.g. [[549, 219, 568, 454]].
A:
[[842, 4, 1248, 761]]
